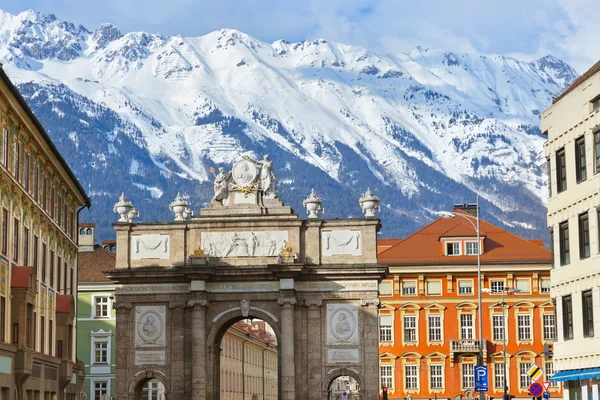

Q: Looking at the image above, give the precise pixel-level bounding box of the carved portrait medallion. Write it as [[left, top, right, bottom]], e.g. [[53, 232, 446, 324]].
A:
[[232, 159, 258, 187], [327, 305, 358, 344], [136, 307, 165, 347]]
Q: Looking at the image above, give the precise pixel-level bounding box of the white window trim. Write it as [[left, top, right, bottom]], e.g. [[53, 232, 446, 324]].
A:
[[457, 279, 474, 295], [92, 293, 113, 319], [401, 280, 418, 297], [379, 281, 393, 296], [515, 278, 532, 294], [404, 363, 420, 391], [489, 279, 507, 293], [445, 241, 462, 256], [91, 379, 111, 400], [426, 280, 443, 296], [429, 363, 444, 390], [379, 314, 394, 344], [427, 313, 444, 344], [90, 329, 113, 366], [380, 363, 395, 390], [465, 241, 480, 255]]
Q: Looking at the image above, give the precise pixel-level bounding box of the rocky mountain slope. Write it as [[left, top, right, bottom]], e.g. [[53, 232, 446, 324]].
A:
[[0, 9, 578, 241]]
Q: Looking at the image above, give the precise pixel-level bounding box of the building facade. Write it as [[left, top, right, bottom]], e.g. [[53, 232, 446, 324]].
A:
[[377, 207, 560, 399], [76, 223, 117, 400], [543, 62, 600, 400], [220, 320, 278, 400], [0, 66, 90, 398]]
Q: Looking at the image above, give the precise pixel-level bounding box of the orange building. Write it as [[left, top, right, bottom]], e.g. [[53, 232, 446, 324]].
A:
[[377, 206, 562, 399]]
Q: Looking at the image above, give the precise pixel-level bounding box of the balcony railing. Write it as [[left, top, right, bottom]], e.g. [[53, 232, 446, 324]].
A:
[[450, 339, 489, 353]]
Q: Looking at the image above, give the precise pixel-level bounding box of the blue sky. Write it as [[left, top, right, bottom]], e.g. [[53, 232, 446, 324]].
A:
[[1, 0, 597, 73]]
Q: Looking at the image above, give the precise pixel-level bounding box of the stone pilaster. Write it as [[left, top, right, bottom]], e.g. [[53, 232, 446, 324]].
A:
[[278, 297, 297, 400], [305, 299, 323, 400], [113, 302, 132, 399], [169, 302, 186, 398], [360, 298, 381, 400], [188, 299, 208, 400]]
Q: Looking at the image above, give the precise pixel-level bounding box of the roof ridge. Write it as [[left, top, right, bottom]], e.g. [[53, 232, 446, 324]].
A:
[[377, 215, 441, 257]]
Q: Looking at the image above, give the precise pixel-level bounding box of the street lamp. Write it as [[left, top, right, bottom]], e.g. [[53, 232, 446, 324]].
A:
[[436, 197, 482, 400], [482, 287, 521, 400]]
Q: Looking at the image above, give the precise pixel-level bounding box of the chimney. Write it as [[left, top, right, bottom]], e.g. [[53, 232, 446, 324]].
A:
[[101, 240, 116, 254], [78, 223, 95, 252], [453, 203, 479, 217]]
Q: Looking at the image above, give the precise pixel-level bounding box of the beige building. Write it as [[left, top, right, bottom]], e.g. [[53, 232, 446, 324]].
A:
[[0, 66, 90, 398], [220, 320, 277, 400], [543, 61, 600, 400]]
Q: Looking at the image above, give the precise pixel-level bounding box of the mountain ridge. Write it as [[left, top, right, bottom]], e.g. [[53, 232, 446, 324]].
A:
[[0, 9, 577, 242]]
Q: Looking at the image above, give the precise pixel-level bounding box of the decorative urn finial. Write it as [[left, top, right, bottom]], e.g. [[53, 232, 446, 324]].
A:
[[303, 188, 323, 219], [169, 193, 192, 221], [359, 188, 380, 218], [113, 193, 135, 223]]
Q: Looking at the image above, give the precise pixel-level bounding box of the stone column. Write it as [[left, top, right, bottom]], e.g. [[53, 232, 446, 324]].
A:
[[188, 299, 208, 400], [113, 302, 132, 399], [278, 297, 297, 400], [305, 299, 323, 400], [592, 380, 598, 400]]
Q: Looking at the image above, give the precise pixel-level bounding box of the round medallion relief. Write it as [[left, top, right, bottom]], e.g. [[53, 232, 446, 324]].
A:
[[232, 159, 258, 187], [329, 307, 356, 342], [137, 310, 164, 344]]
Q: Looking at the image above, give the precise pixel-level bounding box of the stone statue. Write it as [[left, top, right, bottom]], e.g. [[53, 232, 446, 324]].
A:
[[243, 154, 277, 197], [240, 299, 251, 317], [210, 167, 231, 204]]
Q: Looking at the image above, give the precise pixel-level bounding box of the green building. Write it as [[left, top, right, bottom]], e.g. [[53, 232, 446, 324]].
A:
[[76, 224, 116, 399]]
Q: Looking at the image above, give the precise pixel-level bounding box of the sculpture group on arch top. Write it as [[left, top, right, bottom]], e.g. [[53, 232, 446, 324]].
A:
[[113, 152, 380, 228]]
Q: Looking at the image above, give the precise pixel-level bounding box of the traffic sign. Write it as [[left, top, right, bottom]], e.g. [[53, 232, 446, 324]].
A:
[[342, 392, 348, 400], [543, 392, 551, 399], [474, 366, 489, 392], [542, 382, 551, 391], [528, 363, 544, 382], [529, 382, 543, 397]]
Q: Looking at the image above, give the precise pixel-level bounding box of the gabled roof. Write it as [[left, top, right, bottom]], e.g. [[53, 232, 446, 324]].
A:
[[377, 238, 404, 254], [78, 244, 116, 283], [378, 210, 552, 265]]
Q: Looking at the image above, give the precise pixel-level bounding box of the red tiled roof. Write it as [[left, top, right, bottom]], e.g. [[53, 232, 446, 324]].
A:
[[528, 239, 545, 247], [377, 238, 404, 254], [78, 245, 116, 283], [56, 294, 73, 313], [378, 210, 552, 265], [439, 223, 485, 238], [101, 240, 116, 245], [11, 266, 32, 288], [79, 223, 96, 228]]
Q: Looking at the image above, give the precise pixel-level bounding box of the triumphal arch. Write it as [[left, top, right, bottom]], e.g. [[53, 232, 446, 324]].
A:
[[107, 155, 387, 399]]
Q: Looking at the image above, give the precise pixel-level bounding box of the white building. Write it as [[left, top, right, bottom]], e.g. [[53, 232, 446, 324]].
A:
[[543, 61, 600, 400]]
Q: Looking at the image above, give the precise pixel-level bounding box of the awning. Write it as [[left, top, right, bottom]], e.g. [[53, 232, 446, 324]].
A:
[[551, 368, 600, 382]]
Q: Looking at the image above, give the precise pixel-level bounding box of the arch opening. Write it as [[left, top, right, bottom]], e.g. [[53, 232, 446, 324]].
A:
[[329, 375, 362, 400], [217, 316, 279, 400]]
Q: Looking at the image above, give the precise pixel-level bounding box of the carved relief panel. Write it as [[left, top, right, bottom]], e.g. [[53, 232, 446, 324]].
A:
[[135, 305, 166, 348], [201, 231, 288, 257], [322, 230, 362, 256], [131, 234, 170, 260], [326, 303, 359, 345]]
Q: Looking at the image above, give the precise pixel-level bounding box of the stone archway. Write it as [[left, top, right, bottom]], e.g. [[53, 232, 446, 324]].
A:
[[324, 368, 364, 399], [127, 369, 171, 400], [206, 307, 282, 400]]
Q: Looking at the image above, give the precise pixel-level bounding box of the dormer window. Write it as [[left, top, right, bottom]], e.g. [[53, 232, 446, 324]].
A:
[[446, 242, 461, 256], [466, 242, 479, 255]]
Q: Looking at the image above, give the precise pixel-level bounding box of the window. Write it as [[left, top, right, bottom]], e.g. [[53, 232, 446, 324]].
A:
[[42, 176, 47, 211], [593, 98, 600, 112], [550, 228, 555, 267], [33, 164, 38, 201], [490, 279, 505, 293], [494, 363, 505, 389], [0, 297, 5, 342], [460, 314, 474, 339], [1, 208, 7, 255], [575, 136, 587, 183], [466, 242, 479, 255], [94, 341, 108, 363], [404, 316, 417, 342], [598, 209, 600, 254], [50, 186, 55, 219], [93, 381, 108, 400], [12, 218, 19, 263], [462, 363, 474, 389], [458, 280, 473, 295], [595, 130, 600, 174], [13, 140, 20, 179], [446, 242, 461, 255], [579, 212, 590, 259], [48, 319, 53, 356], [546, 362, 559, 387], [541, 279, 551, 293], [1, 126, 7, 166], [380, 365, 393, 389], [427, 280, 442, 295], [95, 297, 110, 318], [430, 364, 443, 389], [58, 256, 62, 291], [543, 314, 557, 341], [517, 314, 532, 341], [559, 221, 570, 266], [379, 281, 393, 296], [519, 363, 531, 388], [42, 244, 47, 282], [562, 295, 573, 340], [24, 151, 30, 191], [547, 157, 552, 196], [582, 290, 594, 338], [49, 250, 54, 287], [428, 315, 442, 342], [556, 148, 567, 193], [379, 315, 392, 342], [405, 364, 418, 389], [515, 279, 531, 293], [40, 316, 45, 354], [402, 281, 417, 296], [492, 314, 505, 341], [33, 236, 38, 273], [23, 227, 29, 267]]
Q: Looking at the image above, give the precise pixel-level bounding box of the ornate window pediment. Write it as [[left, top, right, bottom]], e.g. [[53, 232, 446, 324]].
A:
[[538, 300, 554, 308], [379, 304, 396, 312], [515, 350, 537, 358], [425, 351, 447, 359], [399, 351, 422, 359], [514, 301, 535, 309], [424, 302, 446, 310], [380, 352, 398, 360], [456, 301, 477, 310], [399, 302, 421, 311]]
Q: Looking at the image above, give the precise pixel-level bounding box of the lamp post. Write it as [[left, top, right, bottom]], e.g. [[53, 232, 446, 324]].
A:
[[483, 286, 521, 400], [436, 197, 483, 400]]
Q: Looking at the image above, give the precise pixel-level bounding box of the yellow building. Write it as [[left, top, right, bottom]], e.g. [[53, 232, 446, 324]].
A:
[[0, 66, 90, 398], [220, 320, 278, 400]]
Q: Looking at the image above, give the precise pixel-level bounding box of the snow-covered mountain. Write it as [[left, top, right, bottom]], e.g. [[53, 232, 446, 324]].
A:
[[0, 9, 578, 241]]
